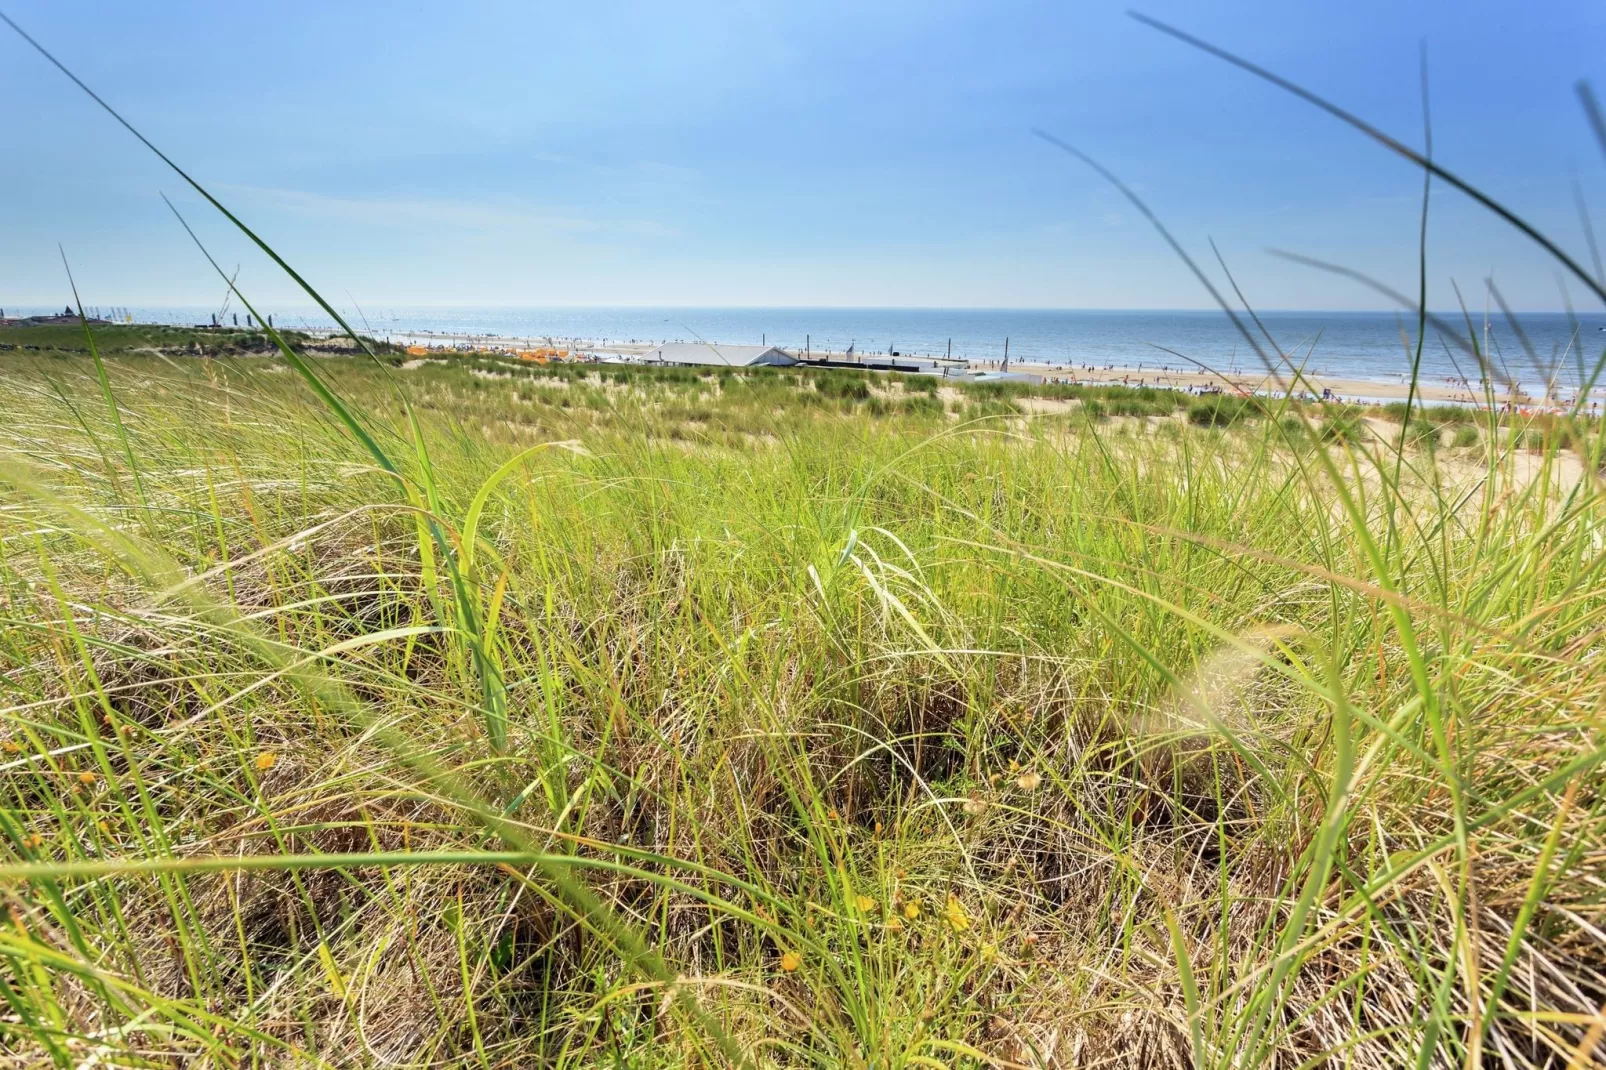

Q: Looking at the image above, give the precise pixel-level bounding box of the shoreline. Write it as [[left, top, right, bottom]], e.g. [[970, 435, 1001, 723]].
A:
[[322, 328, 1601, 408]]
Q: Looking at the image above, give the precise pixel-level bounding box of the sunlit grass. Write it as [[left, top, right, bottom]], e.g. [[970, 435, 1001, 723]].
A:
[[1, 347, 1602, 1067]]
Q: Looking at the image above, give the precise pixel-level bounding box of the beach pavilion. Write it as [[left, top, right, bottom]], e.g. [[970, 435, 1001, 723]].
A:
[[641, 342, 798, 367]]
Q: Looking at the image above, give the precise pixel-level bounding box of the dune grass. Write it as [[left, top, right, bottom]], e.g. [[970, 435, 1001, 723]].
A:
[[0, 344, 1603, 1067], [0, 321, 387, 360]]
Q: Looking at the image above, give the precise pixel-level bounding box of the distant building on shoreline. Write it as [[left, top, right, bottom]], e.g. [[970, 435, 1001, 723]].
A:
[[0, 313, 112, 327], [642, 342, 797, 367]]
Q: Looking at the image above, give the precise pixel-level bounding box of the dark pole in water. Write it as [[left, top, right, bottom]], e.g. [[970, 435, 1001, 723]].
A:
[[947, 337, 951, 361]]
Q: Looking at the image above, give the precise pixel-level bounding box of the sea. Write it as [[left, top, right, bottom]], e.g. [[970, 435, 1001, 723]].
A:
[[13, 305, 1606, 395]]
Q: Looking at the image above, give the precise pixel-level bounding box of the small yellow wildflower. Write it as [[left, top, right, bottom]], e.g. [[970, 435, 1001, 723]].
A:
[[77, 771, 96, 785], [2, 741, 20, 754], [855, 894, 876, 913], [886, 916, 904, 933], [903, 900, 920, 921], [944, 896, 971, 933], [255, 752, 277, 771], [980, 942, 998, 963], [21, 833, 44, 850], [1017, 770, 1043, 791], [779, 950, 801, 972]]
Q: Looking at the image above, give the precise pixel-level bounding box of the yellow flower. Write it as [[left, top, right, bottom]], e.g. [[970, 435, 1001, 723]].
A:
[[21, 833, 44, 850], [886, 917, 904, 933], [77, 771, 96, 785], [779, 950, 801, 972], [855, 894, 876, 913], [903, 900, 920, 921], [944, 896, 971, 933], [1017, 770, 1042, 790], [2, 741, 20, 754], [980, 942, 998, 963], [254, 752, 277, 771]]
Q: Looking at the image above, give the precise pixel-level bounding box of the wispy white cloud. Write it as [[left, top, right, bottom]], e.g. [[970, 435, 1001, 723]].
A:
[[217, 184, 681, 239]]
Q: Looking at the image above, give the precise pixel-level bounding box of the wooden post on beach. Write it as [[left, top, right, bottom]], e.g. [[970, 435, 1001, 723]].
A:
[[806, 334, 810, 360], [1003, 337, 1009, 373], [947, 338, 951, 361]]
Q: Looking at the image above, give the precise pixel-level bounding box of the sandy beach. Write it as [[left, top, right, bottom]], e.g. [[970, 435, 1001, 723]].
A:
[[996, 360, 1549, 406], [360, 330, 1595, 408]]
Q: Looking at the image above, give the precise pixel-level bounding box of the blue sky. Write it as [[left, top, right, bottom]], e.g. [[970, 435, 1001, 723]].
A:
[[2, 0, 1603, 311]]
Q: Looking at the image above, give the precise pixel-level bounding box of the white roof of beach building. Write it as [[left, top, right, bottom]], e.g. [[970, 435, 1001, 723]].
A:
[[643, 342, 797, 367]]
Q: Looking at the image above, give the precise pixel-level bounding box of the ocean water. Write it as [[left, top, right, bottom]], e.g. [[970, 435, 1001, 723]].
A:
[[15, 305, 1606, 391]]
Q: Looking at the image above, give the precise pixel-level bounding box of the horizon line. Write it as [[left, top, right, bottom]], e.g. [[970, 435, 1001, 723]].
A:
[[5, 302, 1598, 317]]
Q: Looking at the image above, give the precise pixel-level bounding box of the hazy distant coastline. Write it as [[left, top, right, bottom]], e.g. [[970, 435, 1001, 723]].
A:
[[8, 304, 1603, 397]]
